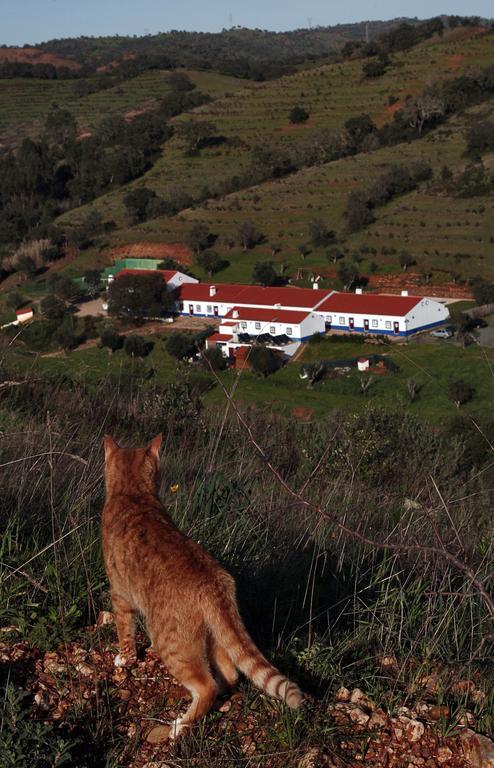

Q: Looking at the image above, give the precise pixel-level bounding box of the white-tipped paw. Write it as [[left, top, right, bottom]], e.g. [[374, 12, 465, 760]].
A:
[[169, 717, 189, 741]]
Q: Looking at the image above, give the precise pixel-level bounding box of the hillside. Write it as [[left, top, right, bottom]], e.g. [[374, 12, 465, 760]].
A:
[[51, 27, 494, 288]]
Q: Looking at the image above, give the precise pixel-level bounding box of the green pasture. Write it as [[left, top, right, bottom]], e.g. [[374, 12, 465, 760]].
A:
[[4, 331, 494, 425]]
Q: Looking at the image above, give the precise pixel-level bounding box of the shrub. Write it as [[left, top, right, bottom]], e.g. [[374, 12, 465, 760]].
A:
[[40, 294, 65, 320], [100, 328, 123, 354], [448, 379, 475, 408], [202, 346, 227, 371], [249, 346, 283, 378], [124, 335, 149, 358], [289, 106, 309, 124], [166, 332, 195, 360]]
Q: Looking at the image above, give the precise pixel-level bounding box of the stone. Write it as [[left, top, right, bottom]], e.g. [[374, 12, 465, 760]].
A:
[[336, 686, 351, 702], [460, 728, 494, 768], [97, 611, 114, 626], [368, 710, 388, 730], [428, 705, 449, 721], [347, 706, 370, 727], [75, 662, 93, 677], [436, 746, 453, 764], [350, 688, 376, 712], [404, 718, 425, 743], [146, 724, 171, 744]]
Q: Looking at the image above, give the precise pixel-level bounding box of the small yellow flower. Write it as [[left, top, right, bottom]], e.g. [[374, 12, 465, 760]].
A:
[[170, 483, 179, 493]]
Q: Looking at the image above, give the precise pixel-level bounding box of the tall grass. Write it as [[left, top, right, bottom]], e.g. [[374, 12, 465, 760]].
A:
[[0, 366, 493, 763]]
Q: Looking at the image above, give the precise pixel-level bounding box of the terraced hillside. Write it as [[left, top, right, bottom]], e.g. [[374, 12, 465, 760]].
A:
[[126, 102, 492, 285], [57, 28, 494, 235], [0, 68, 250, 147]]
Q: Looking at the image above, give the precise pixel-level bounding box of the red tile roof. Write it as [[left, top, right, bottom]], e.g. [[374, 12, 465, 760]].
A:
[[318, 292, 422, 317], [16, 307, 33, 314], [207, 333, 233, 343], [178, 283, 331, 309], [224, 307, 309, 324]]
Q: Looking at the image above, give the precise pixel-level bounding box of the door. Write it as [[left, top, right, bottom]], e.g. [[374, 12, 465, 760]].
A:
[[349, 317, 354, 330], [189, 304, 194, 315], [393, 321, 399, 335], [213, 306, 219, 317], [364, 319, 369, 332]]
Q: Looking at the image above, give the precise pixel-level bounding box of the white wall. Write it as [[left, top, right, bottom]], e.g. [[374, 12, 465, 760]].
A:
[[314, 298, 449, 336], [219, 312, 325, 340]]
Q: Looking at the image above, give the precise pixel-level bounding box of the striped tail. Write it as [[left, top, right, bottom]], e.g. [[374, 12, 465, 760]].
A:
[[206, 591, 303, 709]]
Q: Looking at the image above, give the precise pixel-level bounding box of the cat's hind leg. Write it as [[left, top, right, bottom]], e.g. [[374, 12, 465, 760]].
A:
[[210, 639, 238, 694], [164, 655, 218, 740], [111, 592, 137, 668]]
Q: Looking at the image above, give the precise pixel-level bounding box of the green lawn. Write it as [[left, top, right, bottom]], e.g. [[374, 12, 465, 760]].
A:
[[5, 332, 491, 426]]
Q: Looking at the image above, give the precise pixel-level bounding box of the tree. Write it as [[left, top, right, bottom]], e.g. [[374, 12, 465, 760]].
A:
[[187, 222, 210, 254], [166, 332, 195, 360], [84, 269, 102, 297], [166, 72, 195, 92], [123, 188, 158, 224], [327, 247, 344, 264], [345, 191, 375, 231], [297, 243, 310, 260], [108, 272, 172, 319], [237, 221, 263, 251], [40, 294, 65, 320], [202, 346, 227, 371], [399, 252, 416, 272], [49, 276, 80, 303], [100, 328, 123, 354], [337, 261, 359, 291], [402, 94, 445, 135], [44, 106, 77, 145], [289, 106, 309, 124], [124, 335, 148, 358], [344, 114, 377, 152], [252, 261, 278, 286], [448, 380, 475, 408], [17, 255, 37, 279], [362, 60, 387, 78], [6, 291, 25, 310], [308, 219, 335, 247], [249, 346, 282, 378], [175, 120, 216, 154], [55, 317, 77, 351], [196, 249, 224, 276]]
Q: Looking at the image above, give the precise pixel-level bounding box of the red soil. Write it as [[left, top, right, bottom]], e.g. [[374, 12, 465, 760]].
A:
[[292, 406, 315, 421], [447, 53, 465, 69], [108, 242, 193, 265], [278, 122, 313, 133], [0, 47, 80, 70]]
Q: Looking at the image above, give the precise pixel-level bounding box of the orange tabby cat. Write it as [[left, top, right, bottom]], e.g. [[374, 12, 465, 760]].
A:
[[102, 434, 303, 739]]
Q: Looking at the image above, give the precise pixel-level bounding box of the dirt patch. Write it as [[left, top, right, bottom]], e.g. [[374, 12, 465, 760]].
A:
[[292, 406, 315, 421], [278, 122, 313, 133], [367, 272, 473, 299], [108, 242, 193, 266], [447, 53, 465, 69], [124, 109, 148, 123], [0, 47, 80, 70]]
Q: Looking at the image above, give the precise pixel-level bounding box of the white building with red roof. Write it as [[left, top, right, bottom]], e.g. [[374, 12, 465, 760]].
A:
[[110, 268, 198, 291]]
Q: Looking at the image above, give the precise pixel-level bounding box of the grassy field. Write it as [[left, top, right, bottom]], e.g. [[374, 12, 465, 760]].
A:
[[56, 30, 494, 234], [3, 331, 493, 426]]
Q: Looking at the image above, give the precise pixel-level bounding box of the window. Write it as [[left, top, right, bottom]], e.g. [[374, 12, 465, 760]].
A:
[[325, 315, 332, 323], [371, 319, 378, 328], [255, 322, 261, 330], [270, 326, 276, 334], [207, 305, 212, 313], [339, 317, 345, 325], [286, 327, 293, 336], [385, 321, 391, 329], [241, 321, 247, 329], [196, 304, 201, 312]]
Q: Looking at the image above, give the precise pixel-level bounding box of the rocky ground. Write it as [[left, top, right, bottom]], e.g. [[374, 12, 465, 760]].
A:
[[1, 613, 493, 768]]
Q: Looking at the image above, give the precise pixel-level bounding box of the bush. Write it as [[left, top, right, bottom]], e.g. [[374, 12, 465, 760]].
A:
[[289, 106, 309, 124], [249, 346, 283, 378], [166, 332, 195, 360], [40, 294, 65, 320], [202, 346, 227, 371], [100, 328, 123, 354], [448, 379, 475, 408], [124, 335, 149, 358]]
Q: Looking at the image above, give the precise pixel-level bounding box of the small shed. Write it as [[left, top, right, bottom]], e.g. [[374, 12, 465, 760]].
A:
[[357, 357, 370, 372], [16, 308, 34, 323]]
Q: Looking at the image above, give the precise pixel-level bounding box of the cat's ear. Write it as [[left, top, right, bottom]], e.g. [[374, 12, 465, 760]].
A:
[[104, 435, 120, 457], [147, 433, 162, 462]]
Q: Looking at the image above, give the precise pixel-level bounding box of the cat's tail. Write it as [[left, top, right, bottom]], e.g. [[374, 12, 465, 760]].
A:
[[205, 579, 303, 709]]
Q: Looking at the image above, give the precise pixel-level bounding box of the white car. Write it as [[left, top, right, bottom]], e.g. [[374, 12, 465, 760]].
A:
[[430, 328, 452, 339]]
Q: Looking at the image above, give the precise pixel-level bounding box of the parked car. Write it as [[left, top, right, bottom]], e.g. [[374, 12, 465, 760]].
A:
[[430, 328, 453, 339]]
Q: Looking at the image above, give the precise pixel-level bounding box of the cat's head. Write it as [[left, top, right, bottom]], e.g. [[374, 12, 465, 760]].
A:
[[103, 434, 162, 494]]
